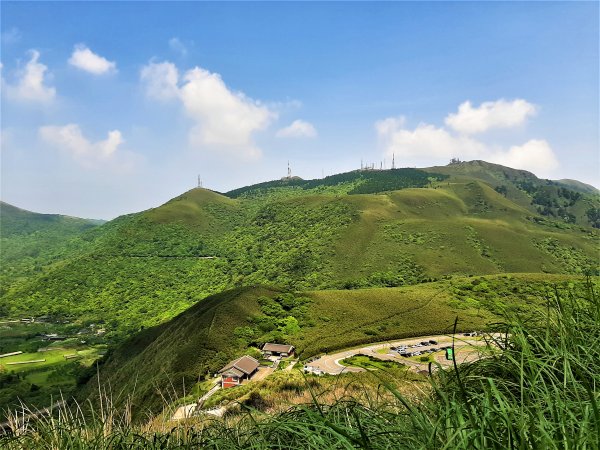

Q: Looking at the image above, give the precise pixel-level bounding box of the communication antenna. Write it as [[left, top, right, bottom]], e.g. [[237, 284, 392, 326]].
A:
[[197, 175, 203, 188], [392, 153, 396, 169], [287, 161, 292, 178]]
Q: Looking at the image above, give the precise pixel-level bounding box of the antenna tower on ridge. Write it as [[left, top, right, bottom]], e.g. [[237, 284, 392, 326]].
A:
[[197, 175, 203, 188], [392, 153, 396, 169], [287, 161, 292, 178]]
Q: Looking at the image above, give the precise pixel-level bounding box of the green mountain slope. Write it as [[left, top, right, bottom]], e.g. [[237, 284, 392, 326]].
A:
[[1, 163, 598, 336], [0, 202, 103, 299], [425, 160, 599, 227], [554, 179, 599, 195], [83, 274, 595, 420]]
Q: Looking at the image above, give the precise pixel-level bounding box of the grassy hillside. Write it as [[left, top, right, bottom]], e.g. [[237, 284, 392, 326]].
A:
[[224, 168, 448, 198], [1, 163, 598, 337], [425, 160, 600, 227], [9, 280, 596, 449], [554, 178, 599, 195], [78, 287, 278, 417], [82, 274, 596, 421], [0, 202, 102, 299]]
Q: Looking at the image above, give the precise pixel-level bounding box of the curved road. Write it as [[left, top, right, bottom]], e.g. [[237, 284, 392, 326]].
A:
[[304, 334, 493, 375]]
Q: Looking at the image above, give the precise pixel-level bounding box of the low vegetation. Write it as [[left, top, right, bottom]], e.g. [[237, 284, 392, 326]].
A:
[[340, 354, 404, 370], [0, 161, 598, 443], [2, 165, 598, 340], [2, 279, 597, 449], [71, 274, 594, 422], [0, 322, 104, 421]]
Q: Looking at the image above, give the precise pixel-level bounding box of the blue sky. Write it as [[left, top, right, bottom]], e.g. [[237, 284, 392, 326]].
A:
[[1, 2, 598, 219]]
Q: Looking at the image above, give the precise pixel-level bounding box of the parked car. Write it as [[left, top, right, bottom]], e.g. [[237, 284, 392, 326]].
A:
[[429, 340, 438, 345], [420, 341, 430, 346]]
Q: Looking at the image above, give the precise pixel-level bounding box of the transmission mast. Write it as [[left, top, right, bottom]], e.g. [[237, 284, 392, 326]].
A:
[[197, 175, 203, 188], [287, 161, 292, 178], [392, 153, 396, 169]]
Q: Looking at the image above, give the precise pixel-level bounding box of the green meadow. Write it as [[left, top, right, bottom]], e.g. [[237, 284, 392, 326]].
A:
[[0, 161, 598, 436]]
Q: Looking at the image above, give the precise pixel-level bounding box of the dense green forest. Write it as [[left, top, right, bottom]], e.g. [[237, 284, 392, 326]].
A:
[[0, 202, 102, 297], [1, 161, 598, 421], [1, 163, 598, 338]]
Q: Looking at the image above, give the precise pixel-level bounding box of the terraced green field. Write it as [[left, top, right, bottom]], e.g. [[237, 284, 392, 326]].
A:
[[0, 329, 104, 420]]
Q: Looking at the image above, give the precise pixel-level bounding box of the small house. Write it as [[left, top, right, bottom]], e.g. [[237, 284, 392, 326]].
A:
[[219, 355, 260, 389], [42, 333, 66, 341], [262, 343, 295, 357]]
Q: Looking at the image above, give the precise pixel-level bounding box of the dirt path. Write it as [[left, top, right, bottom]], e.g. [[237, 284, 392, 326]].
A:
[[170, 380, 221, 421], [249, 366, 275, 382]]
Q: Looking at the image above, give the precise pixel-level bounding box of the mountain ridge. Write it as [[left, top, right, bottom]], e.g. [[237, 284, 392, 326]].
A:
[[1, 160, 597, 334]]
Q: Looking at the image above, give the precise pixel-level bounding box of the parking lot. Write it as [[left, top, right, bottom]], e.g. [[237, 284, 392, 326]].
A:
[[304, 333, 491, 375]]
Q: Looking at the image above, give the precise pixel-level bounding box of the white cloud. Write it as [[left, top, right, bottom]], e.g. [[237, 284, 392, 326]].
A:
[[68, 44, 116, 75], [445, 99, 537, 135], [39, 124, 123, 167], [168, 37, 188, 57], [489, 139, 559, 176], [376, 112, 559, 176], [5, 50, 56, 103], [376, 116, 485, 161], [141, 61, 276, 158], [140, 61, 180, 101], [181, 67, 275, 152], [276, 119, 317, 138]]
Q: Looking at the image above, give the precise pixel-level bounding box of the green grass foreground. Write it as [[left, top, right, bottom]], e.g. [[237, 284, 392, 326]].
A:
[[2, 279, 598, 449]]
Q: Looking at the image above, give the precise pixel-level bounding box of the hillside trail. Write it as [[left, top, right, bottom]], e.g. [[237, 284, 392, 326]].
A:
[[170, 381, 221, 421]]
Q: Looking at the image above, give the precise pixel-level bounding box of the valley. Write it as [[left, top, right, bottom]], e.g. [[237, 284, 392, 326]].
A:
[[2, 3, 597, 446], [0, 161, 598, 435]]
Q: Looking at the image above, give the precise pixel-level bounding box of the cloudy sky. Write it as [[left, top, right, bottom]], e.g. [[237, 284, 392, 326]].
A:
[[1, 2, 598, 219]]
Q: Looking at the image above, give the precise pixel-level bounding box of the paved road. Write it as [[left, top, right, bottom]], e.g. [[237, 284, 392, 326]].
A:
[[305, 334, 490, 375]]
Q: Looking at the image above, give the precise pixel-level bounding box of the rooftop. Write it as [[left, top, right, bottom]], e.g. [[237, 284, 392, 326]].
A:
[[219, 355, 260, 376], [262, 343, 295, 353]]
